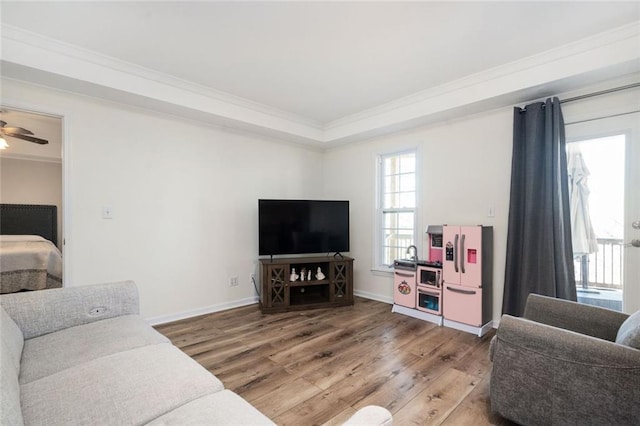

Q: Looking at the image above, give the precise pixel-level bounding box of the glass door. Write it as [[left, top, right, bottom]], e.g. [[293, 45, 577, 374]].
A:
[[565, 111, 640, 313]]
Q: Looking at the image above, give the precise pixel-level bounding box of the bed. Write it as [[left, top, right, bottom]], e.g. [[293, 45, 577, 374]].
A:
[[0, 204, 63, 293]]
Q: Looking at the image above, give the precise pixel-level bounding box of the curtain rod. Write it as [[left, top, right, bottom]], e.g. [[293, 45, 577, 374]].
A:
[[519, 81, 640, 112], [560, 82, 640, 104]]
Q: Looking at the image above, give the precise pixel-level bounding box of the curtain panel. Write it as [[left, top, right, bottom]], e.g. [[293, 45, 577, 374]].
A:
[[502, 97, 577, 317]]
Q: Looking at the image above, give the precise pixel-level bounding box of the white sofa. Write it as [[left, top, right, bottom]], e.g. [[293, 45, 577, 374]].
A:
[[1, 281, 392, 425]]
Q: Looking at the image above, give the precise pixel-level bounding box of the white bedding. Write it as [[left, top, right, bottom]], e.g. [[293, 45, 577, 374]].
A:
[[0, 235, 62, 293]]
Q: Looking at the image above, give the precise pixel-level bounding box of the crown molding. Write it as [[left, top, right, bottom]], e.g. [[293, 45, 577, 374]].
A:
[[324, 21, 640, 142], [1, 25, 324, 138], [328, 22, 640, 129], [2, 21, 639, 146]]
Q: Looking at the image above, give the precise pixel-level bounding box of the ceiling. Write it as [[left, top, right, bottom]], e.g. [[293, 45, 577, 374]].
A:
[[1, 1, 640, 145]]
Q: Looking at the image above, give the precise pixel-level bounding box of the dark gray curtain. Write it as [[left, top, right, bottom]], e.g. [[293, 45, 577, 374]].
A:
[[502, 97, 576, 317]]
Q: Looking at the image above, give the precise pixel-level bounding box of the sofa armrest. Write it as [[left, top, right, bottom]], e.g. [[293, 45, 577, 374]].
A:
[[491, 315, 640, 425], [523, 293, 628, 341], [0, 281, 139, 339]]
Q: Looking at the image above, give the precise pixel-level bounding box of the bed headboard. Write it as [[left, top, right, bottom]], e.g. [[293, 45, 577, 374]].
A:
[[0, 204, 58, 246]]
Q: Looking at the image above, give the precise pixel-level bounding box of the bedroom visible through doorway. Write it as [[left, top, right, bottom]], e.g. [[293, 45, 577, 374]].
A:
[[0, 107, 64, 287]]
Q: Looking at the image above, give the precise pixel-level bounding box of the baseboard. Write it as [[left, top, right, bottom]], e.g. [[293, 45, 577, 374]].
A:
[[443, 318, 494, 337], [148, 291, 393, 325], [146, 296, 259, 326], [354, 289, 393, 305]]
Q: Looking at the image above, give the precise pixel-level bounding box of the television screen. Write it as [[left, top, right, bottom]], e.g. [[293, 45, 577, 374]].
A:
[[259, 199, 349, 256]]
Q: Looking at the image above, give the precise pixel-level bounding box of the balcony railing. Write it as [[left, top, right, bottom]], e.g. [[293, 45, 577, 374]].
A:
[[574, 238, 624, 290]]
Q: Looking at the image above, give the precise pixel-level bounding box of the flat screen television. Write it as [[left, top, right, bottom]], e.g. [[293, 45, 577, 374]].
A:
[[259, 199, 349, 256]]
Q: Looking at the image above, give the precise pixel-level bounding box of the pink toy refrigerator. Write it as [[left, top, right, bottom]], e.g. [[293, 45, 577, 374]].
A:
[[442, 225, 493, 335]]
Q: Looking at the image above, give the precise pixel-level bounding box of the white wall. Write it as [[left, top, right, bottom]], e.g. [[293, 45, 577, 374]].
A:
[[0, 157, 63, 247], [323, 109, 514, 322], [1, 78, 324, 321]]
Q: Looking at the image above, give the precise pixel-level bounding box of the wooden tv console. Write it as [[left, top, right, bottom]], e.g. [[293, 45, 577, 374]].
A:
[[259, 256, 353, 313]]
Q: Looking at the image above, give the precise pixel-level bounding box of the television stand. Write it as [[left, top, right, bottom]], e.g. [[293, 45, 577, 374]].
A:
[[259, 256, 354, 313]]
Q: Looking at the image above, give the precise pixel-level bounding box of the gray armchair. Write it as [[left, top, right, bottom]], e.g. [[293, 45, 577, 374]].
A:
[[489, 293, 640, 426]]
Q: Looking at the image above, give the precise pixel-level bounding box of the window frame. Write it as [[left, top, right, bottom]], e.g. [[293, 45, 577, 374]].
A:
[[373, 148, 419, 272]]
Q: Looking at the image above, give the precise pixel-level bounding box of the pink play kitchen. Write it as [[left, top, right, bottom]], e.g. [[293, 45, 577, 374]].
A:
[[392, 225, 493, 336]]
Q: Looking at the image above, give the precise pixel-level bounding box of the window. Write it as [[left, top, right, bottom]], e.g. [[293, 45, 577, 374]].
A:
[[376, 150, 417, 269]]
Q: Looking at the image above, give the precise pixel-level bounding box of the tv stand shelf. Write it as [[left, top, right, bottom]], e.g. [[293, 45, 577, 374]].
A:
[[259, 256, 353, 313]]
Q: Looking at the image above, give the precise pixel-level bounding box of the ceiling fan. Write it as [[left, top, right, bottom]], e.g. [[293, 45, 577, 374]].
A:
[[0, 120, 49, 145]]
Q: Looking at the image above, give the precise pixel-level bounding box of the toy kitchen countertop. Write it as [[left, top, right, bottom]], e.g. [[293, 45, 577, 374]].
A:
[[393, 259, 442, 269]]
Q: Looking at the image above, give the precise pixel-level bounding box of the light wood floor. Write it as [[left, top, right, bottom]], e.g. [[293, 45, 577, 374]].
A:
[[154, 297, 514, 425]]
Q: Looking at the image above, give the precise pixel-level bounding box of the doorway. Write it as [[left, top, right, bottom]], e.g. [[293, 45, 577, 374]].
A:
[[566, 112, 640, 314], [567, 135, 625, 311], [0, 107, 65, 283]]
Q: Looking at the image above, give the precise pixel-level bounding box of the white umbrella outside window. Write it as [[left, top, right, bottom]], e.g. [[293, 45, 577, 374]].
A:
[[567, 144, 598, 288]]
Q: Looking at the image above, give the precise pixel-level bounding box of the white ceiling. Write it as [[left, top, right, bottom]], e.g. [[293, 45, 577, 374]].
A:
[[1, 1, 640, 145]]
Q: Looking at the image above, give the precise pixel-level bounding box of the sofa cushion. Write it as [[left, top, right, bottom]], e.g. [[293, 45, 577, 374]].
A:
[[147, 390, 275, 425], [1, 306, 23, 373], [20, 315, 169, 384], [21, 343, 224, 426], [616, 310, 640, 349], [1, 308, 24, 426]]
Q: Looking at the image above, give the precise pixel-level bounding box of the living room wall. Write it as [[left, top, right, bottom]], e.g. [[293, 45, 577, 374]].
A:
[[1, 78, 325, 321], [323, 109, 513, 323]]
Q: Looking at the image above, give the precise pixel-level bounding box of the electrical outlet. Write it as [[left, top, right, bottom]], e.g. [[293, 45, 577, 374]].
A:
[[229, 276, 239, 287], [102, 205, 114, 219], [249, 273, 255, 284]]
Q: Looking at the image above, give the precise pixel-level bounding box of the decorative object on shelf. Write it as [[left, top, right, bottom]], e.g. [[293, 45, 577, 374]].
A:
[[290, 268, 299, 282], [315, 267, 325, 280], [307, 270, 311, 281], [300, 267, 306, 281]]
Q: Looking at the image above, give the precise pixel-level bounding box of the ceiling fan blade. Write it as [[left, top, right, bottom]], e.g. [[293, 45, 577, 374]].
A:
[[1, 127, 34, 135], [4, 133, 49, 145]]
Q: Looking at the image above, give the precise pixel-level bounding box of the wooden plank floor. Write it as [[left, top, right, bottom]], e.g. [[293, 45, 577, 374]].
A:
[[154, 297, 515, 425]]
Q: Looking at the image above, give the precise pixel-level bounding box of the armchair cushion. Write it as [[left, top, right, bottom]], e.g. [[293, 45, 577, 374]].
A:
[[616, 310, 640, 349]]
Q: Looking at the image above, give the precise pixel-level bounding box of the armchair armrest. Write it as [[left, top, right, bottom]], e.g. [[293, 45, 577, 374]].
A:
[[523, 293, 628, 341], [491, 315, 640, 425], [0, 281, 139, 339]]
